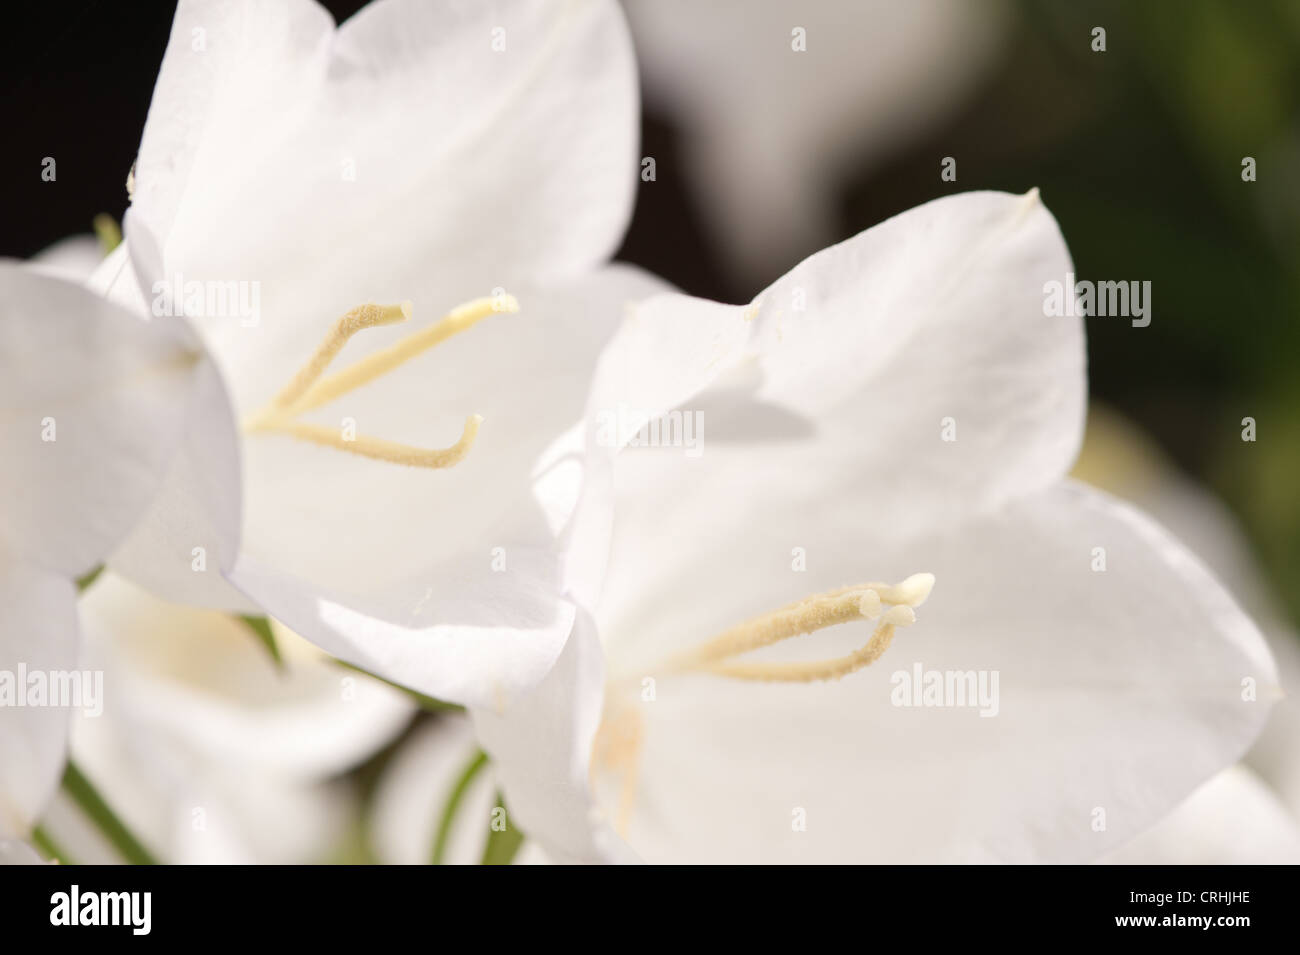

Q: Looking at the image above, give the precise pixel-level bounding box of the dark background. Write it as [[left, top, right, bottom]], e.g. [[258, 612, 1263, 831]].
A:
[[4, 0, 1299, 624]]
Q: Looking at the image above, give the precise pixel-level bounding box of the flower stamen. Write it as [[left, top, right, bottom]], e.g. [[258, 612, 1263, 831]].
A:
[[251, 414, 482, 469], [664, 573, 933, 683], [285, 295, 516, 417], [242, 296, 516, 470], [590, 699, 644, 838], [590, 574, 935, 833], [702, 604, 915, 683], [263, 301, 412, 417]]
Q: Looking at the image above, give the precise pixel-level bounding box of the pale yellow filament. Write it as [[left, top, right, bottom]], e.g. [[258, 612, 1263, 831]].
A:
[[700, 606, 915, 683], [664, 575, 932, 684], [253, 414, 481, 469], [284, 295, 516, 417], [591, 701, 645, 838], [265, 302, 411, 415], [666, 589, 878, 670], [243, 296, 514, 470]]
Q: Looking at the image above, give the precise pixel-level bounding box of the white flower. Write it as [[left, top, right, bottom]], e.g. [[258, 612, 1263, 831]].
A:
[[0, 839, 47, 866], [0, 263, 220, 845], [35, 572, 413, 864], [93, 0, 666, 708], [471, 190, 1279, 863], [1074, 407, 1300, 863], [1101, 764, 1300, 864], [27, 235, 104, 284], [623, 0, 1006, 281]]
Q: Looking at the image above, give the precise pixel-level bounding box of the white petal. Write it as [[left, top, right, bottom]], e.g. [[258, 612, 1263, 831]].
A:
[[129, 0, 637, 385], [472, 612, 633, 863], [592, 191, 1085, 549], [126, 0, 334, 259], [0, 266, 222, 837], [88, 246, 253, 612], [0, 839, 47, 864], [751, 189, 1084, 533], [586, 292, 754, 449], [69, 703, 354, 863], [108, 358, 251, 610], [29, 235, 104, 283], [594, 482, 1276, 863], [65, 574, 378, 863], [87, 241, 148, 313], [0, 563, 76, 836], [1249, 633, 1300, 820], [0, 264, 208, 577], [230, 548, 576, 711], [1073, 405, 1300, 824], [178, 772, 351, 864], [77, 573, 412, 778], [1101, 765, 1300, 864]]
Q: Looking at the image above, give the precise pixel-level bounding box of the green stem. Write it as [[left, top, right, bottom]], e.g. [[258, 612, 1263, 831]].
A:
[[238, 614, 284, 670], [430, 749, 488, 865], [32, 824, 76, 866], [480, 792, 525, 866], [62, 760, 158, 865]]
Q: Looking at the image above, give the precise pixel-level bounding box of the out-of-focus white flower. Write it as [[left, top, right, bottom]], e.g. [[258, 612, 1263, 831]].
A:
[[94, 0, 668, 708], [370, 715, 546, 865], [472, 191, 1278, 863], [27, 235, 104, 283], [1074, 407, 1300, 863], [35, 573, 412, 864], [0, 264, 221, 850], [623, 0, 1007, 282], [1101, 765, 1300, 864], [0, 839, 47, 865]]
